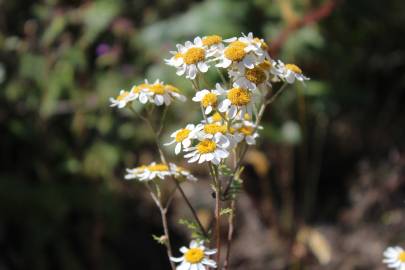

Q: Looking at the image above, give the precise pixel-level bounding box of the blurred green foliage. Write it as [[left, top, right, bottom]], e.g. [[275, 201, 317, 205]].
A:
[[1, 0, 405, 269]]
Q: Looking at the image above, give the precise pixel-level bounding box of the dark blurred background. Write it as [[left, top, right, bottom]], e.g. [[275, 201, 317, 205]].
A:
[[1, 0, 405, 269]]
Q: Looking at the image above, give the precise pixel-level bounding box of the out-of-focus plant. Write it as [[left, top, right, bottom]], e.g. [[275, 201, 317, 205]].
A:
[[110, 32, 309, 269]]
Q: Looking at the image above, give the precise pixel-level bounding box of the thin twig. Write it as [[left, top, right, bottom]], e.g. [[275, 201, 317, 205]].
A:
[[132, 107, 209, 238], [145, 183, 176, 270]]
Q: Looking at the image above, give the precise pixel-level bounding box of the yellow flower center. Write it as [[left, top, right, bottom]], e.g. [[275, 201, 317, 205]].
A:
[[204, 124, 227, 135], [239, 126, 254, 136], [243, 113, 251, 120], [183, 47, 205, 65], [398, 252, 405, 262], [258, 60, 272, 71], [253, 37, 269, 49], [285, 64, 302, 74], [245, 66, 267, 85], [227, 87, 251, 106], [184, 248, 205, 264], [196, 140, 217, 154], [175, 129, 191, 142], [147, 164, 168, 171], [149, 84, 165, 95], [166, 84, 180, 93], [202, 35, 222, 46], [211, 112, 223, 122], [174, 52, 183, 59], [201, 93, 217, 107], [117, 91, 129, 101], [224, 41, 247, 62]]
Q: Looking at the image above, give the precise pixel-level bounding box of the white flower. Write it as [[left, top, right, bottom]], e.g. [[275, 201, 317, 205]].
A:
[[383, 246, 405, 270], [168, 37, 211, 80], [125, 162, 197, 182], [218, 85, 255, 119], [109, 89, 137, 109], [136, 79, 186, 106], [233, 121, 261, 145], [201, 35, 224, 57], [229, 60, 274, 90], [192, 85, 221, 114], [184, 133, 229, 165], [216, 32, 268, 70], [125, 162, 171, 181], [165, 124, 202, 155], [170, 240, 217, 270], [169, 163, 197, 182], [272, 60, 309, 84]]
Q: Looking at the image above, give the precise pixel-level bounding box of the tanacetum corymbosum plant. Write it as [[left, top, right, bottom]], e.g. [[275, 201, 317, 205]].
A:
[[110, 32, 309, 270]]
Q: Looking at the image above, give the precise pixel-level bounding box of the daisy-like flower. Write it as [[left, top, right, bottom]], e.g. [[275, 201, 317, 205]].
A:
[[218, 85, 255, 119], [273, 60, 309, 84], [125, 162, 197, 182], [110, 89, 137, 109], [216, 32, 268, 70], [137, 79, 186, 106], [184, 133, 230, 165], [125, 162, 171, 181], [383, 246, 405, 270], [192, 84, 222, 114], [165, 124, 202, 155], [229, 60, 274, 90], [201, 34, 224, 57], [169, 163, 198, 182], [170, 240, 217, 270], [168, 37, 211, 80], [233, 121, 261, 145]]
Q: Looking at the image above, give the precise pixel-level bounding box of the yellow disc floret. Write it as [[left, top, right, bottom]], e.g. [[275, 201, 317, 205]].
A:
[[175, 129, 191, 142], [204, 123, 227, 135], [211, 112, 223, 122], [202, 35, 222, 46], [258, 60, 272, 71], [196, 140, 217, 154], [245, 66, 267, 85], [183, 47, 206, 65], [253, 37, 269, 49], [239, 126, 254, 136], [224, 41, 247, 62], [184, 248, 205, 264], [201, 93, 217, 107], [285, 64, 303, 74], [398, 252, 405, 262], [117, 91, 130, 101], [147, 164, 169, 171], [174, 52, 183, 59], [227, 87, 251, 106], [149, 84, 166, 95], [166, 84, 181, 93]]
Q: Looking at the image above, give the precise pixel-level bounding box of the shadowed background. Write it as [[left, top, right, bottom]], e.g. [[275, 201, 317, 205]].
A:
[[1, 0, 405, 269]]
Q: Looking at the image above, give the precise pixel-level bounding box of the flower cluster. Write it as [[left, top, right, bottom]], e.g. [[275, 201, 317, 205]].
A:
[[110, 32, 310, 270]]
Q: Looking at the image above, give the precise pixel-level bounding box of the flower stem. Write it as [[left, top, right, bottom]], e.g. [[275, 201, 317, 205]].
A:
[[130, 107, 209, 239]]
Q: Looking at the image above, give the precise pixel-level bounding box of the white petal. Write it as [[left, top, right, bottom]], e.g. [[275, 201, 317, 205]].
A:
[[182, 139, 191, 148], [175, 143, 182, 155], [198, 62, 209, 73], [188, 154, 200, 163], [180, 246, 189, 253]]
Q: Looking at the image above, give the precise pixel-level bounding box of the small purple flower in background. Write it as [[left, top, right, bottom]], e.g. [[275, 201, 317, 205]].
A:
[[96, 43, 111, 57]]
